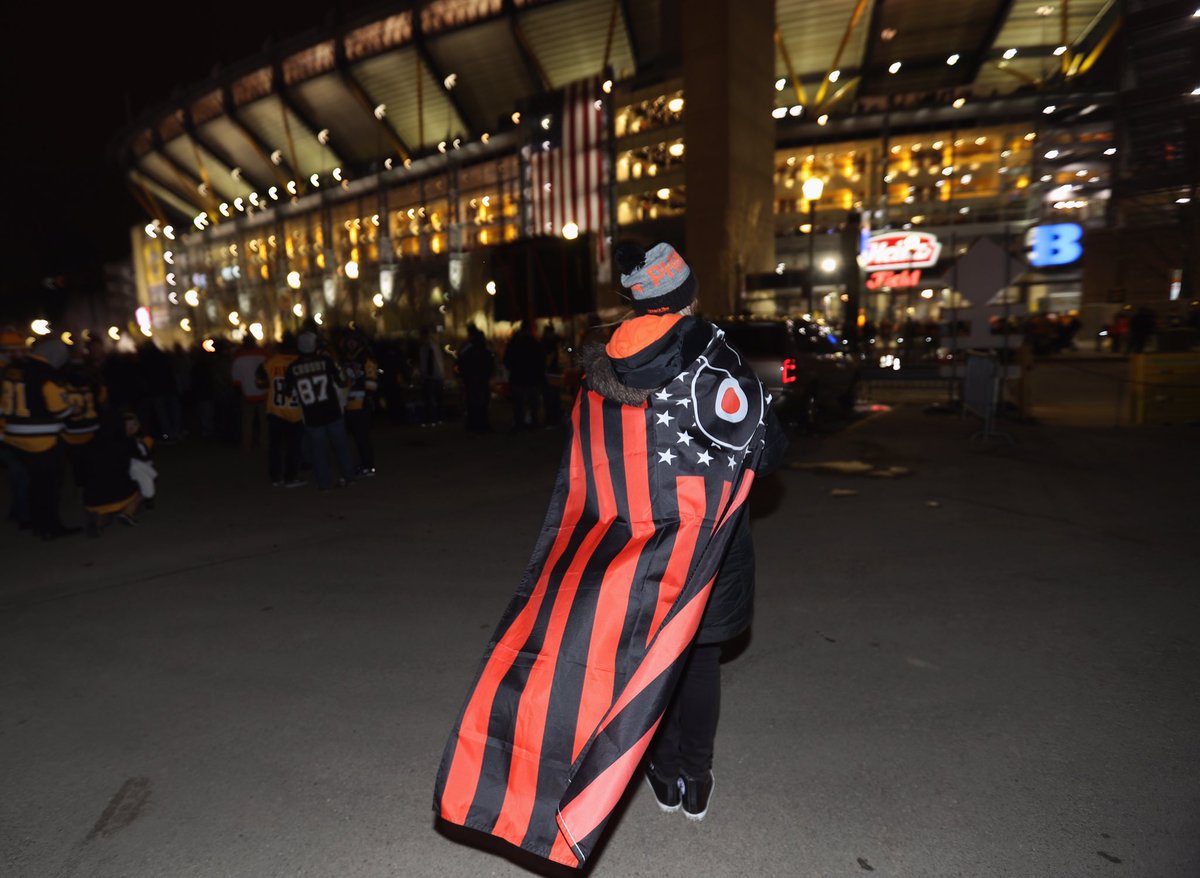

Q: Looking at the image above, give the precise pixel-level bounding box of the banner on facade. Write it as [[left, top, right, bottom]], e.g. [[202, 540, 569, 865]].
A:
[[525, 76, 610, 285], [489, 235, 596, 322]]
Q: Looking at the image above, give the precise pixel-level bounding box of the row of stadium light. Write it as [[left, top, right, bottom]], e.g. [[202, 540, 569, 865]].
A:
[[149, 73, 613, 239]]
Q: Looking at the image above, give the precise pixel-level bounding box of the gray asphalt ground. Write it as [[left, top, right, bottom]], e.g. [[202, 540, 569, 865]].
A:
[[2, 364, 1198, 878]]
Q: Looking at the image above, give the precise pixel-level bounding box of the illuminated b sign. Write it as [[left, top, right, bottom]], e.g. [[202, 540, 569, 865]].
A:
[[1026, 223, 1083, 267]]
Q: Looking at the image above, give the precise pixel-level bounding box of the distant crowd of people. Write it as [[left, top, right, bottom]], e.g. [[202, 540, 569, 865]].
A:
[[856, 302, 1200, 364], [0, 318, 581, 538], [1, 331, 158, 539]]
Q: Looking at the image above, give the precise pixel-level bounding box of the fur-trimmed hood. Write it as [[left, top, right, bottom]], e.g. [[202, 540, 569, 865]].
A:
[[577, 340, 652, 405], [577, 315, 715, 405]]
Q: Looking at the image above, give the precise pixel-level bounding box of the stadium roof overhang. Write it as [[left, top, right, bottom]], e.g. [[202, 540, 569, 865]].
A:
[[121, 0, 1121, 226]]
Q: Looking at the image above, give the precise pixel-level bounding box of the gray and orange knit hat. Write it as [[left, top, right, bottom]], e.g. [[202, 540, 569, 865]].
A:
[[615, 241, 698, 316]]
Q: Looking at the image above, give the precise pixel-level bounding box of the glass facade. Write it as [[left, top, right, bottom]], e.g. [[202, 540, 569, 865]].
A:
[[614, 84, 686, 227], [165, 154, 523, 344], [144, 80, 1114, 353], [775, 122, 1113, 235]]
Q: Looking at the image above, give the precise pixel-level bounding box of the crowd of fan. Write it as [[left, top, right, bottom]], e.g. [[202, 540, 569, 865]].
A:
[[1, 319, 577, 540]]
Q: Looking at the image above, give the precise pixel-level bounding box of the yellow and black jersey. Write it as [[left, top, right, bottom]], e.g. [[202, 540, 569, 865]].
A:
[[62, 367, 106, 445], [0, 355, 70, 453], [259, 353, 302, 422], [341, 353, 379, 411]]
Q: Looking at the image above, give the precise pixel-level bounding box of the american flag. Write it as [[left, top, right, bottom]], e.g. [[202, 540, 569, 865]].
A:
[[435, 327, 769, 867], [528, 76, 609, 274]]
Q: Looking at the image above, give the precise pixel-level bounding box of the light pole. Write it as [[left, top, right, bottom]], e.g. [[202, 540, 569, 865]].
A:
[[802, 176, 825, 315]]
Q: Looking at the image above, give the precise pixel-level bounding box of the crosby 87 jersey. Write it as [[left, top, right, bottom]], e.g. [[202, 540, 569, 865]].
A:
[[284, 354, 345, 427]]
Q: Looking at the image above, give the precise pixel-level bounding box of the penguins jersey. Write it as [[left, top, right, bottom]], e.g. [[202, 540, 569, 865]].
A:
[[260, 353, 302, 422], [341, 354, 379, 411], [62, 369, 106, 445], [0, 356, 71, 453], [284, 355, 345, 427]]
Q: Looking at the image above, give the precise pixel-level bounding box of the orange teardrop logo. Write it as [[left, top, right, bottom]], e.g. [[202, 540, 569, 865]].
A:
[[721, 387, 741, 414]]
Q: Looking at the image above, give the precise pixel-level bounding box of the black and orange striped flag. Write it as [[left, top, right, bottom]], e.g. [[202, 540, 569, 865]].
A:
[[434, 326, 769, 867]]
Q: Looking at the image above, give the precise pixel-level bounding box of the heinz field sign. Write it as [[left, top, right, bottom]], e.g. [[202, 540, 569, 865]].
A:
[[861, 231, 943, 272]]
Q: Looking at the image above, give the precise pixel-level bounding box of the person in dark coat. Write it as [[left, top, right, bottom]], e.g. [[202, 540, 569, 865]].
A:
[[1129, 306, 1157, 354], [81, 409, 143, 536], [456, 324, 494, 433], [434, 241, 788, 862], [503, 321, 545, 431], [540, 322, 565, 428], [574, 242, 789, 823]]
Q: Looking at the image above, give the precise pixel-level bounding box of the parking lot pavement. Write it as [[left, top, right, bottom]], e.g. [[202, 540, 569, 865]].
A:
[[2, 405, 1197, 877]]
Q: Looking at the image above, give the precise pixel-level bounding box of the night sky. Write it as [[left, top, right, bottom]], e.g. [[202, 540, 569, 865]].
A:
[[1, 1, 381, 315]]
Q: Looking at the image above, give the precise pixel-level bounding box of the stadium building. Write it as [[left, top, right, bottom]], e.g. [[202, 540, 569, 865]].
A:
[[116, 0, 1197, 349]]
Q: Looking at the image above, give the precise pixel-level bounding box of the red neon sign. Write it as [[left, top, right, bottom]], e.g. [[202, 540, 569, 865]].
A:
[[781, 357, 797, 384], [865, 269, 923, 290], [862, 231, 942, 272]]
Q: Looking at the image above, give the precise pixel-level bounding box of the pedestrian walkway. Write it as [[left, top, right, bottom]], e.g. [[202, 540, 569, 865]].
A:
[[1, 403, 1197, 877]]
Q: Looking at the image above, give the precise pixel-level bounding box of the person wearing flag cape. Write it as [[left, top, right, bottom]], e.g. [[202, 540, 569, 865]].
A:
[[434, 241, 788, 868]]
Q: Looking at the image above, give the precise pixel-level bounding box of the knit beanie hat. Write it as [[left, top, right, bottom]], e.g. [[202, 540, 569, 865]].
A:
[[614, 241, 698, 316]]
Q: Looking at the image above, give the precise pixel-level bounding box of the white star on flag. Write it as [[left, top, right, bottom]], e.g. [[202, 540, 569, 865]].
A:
[[726, 455, 737, 469], [658, 448, 677, 465], [656, 411, 673, 426], [674, 371, 689, 383], [696, 449, 713, 466], [674, 398, 692, 408], [676, 430, 693, 446], [654, 389, 672, 401]]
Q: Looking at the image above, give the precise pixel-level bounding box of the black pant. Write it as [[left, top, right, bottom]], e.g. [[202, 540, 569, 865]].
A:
[[510, 384, 541, 430], [266, 415, 303, 483], [464, 381, 491, 432], [64, 440, 89, 488], [650, 643, 722, 779], [543, 379, 563, 427], [16, 444, 66, 536], [344, 407, 374, 469]]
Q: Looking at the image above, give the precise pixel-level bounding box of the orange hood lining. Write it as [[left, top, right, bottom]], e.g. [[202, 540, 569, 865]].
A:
[[605, 314, 683, 360]]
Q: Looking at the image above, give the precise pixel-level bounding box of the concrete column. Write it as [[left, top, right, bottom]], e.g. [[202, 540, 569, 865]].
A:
[[682, 0, 776, 317]]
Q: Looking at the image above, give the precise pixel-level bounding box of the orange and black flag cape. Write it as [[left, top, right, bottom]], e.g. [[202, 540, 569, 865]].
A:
[[434, 324, 769, 868]]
